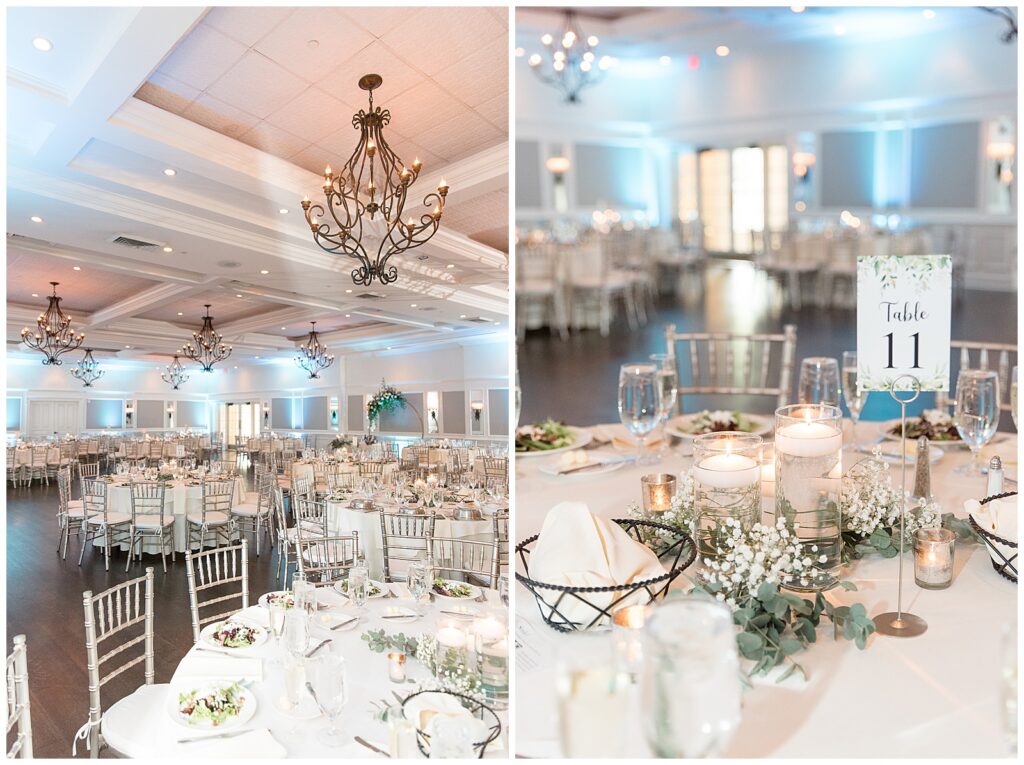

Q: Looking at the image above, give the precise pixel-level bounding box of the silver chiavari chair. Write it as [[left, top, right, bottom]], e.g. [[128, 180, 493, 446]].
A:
[[127, 481, 175, 573], [327, 469, 357, 493], [79, 479, 131, 572], [492, 509, 509, 572], [76, 568, 162, 758], [186, 478, 236, 551], [934, 341, 1018, 416], [6, 635, 33, 759], [78, 461, 100, 488], [29, 446, 48, 486], [291, 474, 314, 505], [57, 466, 89, 559], [482, 457, 508, 487], [380, 512, 436, 582], [664, 323, 798, 414], [295, 533, 359, 586], [6, 447, 19, 488], [429, 536, 500, 589], [293, 497, 329, 539], [357, 460, 386, 479], [231, 470, 274, 557], [272, 485, 298, 586], [87, 439, 101, 465], [184, 541, 249, 643]]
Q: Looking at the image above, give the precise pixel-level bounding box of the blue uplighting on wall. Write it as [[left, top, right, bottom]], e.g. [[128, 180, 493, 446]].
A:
[[6, 398, 21, 430], [291, 398, 302, 429]]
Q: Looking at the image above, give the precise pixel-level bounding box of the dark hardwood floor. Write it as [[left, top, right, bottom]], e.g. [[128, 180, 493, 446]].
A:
[[518, 259, 1018, 427], [5, 461, 280, 758]]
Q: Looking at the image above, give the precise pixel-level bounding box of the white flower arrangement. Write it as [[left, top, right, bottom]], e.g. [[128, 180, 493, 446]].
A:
[[367, 379, 406, 424], [414, 634, 483, 699]]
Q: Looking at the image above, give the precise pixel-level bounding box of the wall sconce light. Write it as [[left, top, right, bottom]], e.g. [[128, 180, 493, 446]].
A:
[[262, 402, 270, 427], [546, 156, 571, 214], [545, 156, 571, 176], [166, 406, 175, 425], [125, 403, 134, 427], [792, 151, 816, 179], [471, 402, 484, 422], [987, 141, 1016, 185]]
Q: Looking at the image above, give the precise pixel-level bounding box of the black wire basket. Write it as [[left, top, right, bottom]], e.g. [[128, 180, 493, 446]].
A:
[[401, 689, 502, 758], [968, 491, 1017, 583], [515, 518, 697, 632]]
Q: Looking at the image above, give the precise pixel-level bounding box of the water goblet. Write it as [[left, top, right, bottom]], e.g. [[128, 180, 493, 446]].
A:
[[841, 351, 868, 449], [307, 651, 349, 747], [407, 559, 430, 617], [618, 363, 662, 466], [798, 356, 840, 406], [954, 369, 1000, 476], [266, 600, 288, 665]]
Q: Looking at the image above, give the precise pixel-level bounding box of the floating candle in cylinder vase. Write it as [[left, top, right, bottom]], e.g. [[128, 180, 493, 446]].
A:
[[641, 474, 677, 513], [474, 612, 508, 708], [774, 405, 843, 590], [692, 433, 763, 559], [914, 528, 955, 589]]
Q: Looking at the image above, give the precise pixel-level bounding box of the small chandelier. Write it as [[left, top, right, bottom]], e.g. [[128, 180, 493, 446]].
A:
[[301, 74, 450, 287], [70, 348, 104, 387], [296, 321, 335, 379], [21, 282, 85, 365], [526, 11, 612, 104], [161, 355, 190, 390], [180, 304, 232, 372]]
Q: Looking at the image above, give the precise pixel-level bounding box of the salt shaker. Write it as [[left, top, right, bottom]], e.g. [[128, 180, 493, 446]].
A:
[[912, 436, 931, 500], [986, 456, 1004, 497]]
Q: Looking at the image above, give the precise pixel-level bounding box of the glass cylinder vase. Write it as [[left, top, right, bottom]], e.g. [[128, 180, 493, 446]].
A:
[[692, 432, 763, 560], [774, 404, 843, 590]]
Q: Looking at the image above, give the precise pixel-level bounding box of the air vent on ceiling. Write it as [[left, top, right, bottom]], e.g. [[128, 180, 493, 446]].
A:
[[463, 316, 492, 324], [110, 234, 161, 249], [356, 292, 386, 300]]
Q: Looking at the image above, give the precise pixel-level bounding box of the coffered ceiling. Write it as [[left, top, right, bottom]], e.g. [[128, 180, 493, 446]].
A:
[[7, 6, 509, 367]]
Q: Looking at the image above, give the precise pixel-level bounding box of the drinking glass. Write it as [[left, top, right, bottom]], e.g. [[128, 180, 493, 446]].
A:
[[293, 573, 316, 615], [266, 600, 288, 664], [954, 369, 1000, 476], [1012, 366, 1018, 431], [407, 559, 430, 616], [284, 608, 310, 659], [498, 574, 509, 607], [798, 357, 840, 407], [640, 598, 742, 758], [308, 652, 349, 747], [282, 654, 308, 730], [556, 635, 629, 758], [841, 351, 868, 449], [650, 353, 678, 456], [618, 363, 662, 466], [349, 560, 369, 609]]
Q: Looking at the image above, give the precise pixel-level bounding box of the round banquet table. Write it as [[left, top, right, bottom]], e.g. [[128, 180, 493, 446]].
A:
[[515, 421, 1018, 759], [325, 497, 500, 581], [95, 478, 246, 553], [104, 583, 509, 758], [13, 446, 60, 466]]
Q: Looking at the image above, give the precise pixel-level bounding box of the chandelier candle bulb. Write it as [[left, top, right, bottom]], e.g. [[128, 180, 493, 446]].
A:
[[693, 433, 764, 559], [640, 473, 677, 513], [914, 528, 955, 589]]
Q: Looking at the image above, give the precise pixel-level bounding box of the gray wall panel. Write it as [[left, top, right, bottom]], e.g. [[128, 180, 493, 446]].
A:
[[516, 140, 542, 208], [135, 399, 163, 429], [487, 388, 510, 436], [302, 396, 329, 431], [347, 395, 363, 431], [820, 131, 875, 208], [910, 122, 979, 209], [441, 390, 466, 434]]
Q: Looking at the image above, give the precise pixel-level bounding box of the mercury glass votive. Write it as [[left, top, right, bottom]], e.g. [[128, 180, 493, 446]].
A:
[[641, 474, 677, 514], [611, 604, 651, 679], [388, 651, 407, 683], [692, 433, 763, 559], [774, 404, 843, 590], [914, 528, 955, 589]]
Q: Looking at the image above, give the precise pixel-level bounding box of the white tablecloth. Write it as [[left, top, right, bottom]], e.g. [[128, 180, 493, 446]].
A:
[[104, 584, 508, 758], [515, 421, 1018, 758], [98, 479, 246, 553]]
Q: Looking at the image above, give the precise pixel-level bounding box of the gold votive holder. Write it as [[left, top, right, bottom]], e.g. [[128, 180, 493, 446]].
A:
[[641, 474, 677, 514], [914, 528, 955, 589], [611, 604, 651, 678]]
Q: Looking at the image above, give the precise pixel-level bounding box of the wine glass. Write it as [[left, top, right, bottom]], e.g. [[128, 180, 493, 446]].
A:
[[618, 363, 662, 465], [408, 558, 430, 616], [798, 357, 840, 406], [284, 608, 310, 659], [640, 598, 742, 758], [1012, 366, 1018, 431], [650, 353, 678, 455], [266, 600, 287, 665], [954, 369, 1000, 476], [307, 651, 349, 747], [841, 351, 868, 449]]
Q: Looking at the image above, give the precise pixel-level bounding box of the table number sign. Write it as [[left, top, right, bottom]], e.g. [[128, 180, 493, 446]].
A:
[[856, 255, 952, 391]]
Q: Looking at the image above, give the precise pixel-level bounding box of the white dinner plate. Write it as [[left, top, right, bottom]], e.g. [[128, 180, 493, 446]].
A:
[[538, 456, 628, 478], [515, 426, 592, 459], [333, 579, 388, 599], [200, 620, 268, 651], [431, 579, 482, 604], [257, 591, 295, 610], [379, 606, 418, 622], [168, 683, 258, 731], [879, 418, 968, 448], [665, 413, 773, 441]]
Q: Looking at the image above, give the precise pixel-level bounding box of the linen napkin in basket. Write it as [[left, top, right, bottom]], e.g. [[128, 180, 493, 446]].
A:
[[528, 502, 667, 626]]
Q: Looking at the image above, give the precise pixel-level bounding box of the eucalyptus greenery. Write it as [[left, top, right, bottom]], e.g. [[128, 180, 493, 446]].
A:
[[361, 629, 419, 657]]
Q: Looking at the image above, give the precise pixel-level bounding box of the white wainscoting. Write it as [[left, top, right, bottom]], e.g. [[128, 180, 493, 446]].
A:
[[26, 399, 81, 439]]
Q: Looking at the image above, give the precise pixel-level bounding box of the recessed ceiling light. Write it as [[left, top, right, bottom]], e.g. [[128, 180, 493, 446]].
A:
[[255, 356, 260, 359], [31, 293, 38, 298], [260, 269, 269, 275], [790, 5, 805, 12], [410, 303, 417, 308], [715, 45, 730, 57], [446, 264, 455, 269], [834, 24, 847, 36], [922, 9, 936, 20], [386, 346, 392, 350], [163, 246, 173, 253], [459, 314, 467, 319], [73, 266, 81, 271], [278, 208, 288, 215], [163, 168, 176, 176], [234, 366, 238, 369], [659, 55, 671, 66], [236, 294, 243, 298], [124, 345, 131, 349], [494, 321, 500, 325], [30, 215, 43, 223], [281, 327, 287, 330], [345, 314, 351, 318], [345, 289, 352, 294], [32, 37, 52, 52]]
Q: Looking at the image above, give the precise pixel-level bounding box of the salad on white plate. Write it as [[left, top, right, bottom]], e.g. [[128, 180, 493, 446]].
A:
[[202, 620, 267, 650], [171, 682, 256, 730]]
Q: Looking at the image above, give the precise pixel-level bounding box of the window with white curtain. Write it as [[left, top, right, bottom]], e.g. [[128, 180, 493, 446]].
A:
[[766, 145, 789, 232], [731, 147, 765, 254], [699, 149, 732, 253]]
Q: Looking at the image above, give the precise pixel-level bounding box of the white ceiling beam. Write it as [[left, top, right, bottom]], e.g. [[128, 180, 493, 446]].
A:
[[215, 306, 316, 338], [85, 281, 207, 329]]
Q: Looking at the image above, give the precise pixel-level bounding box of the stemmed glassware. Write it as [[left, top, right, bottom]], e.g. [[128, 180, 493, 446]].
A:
[[840, 351, 868, 449], [266, 600, 287, 665], [284, 608, 310, 659], [407, 557, 431, 617], [798, 357, 840, 406], [307, 651, 349, 747], [349, 555, 370, 609], [618, 363, 662, 466], [954, 369, 1000, 476], [649, 353, 678, 455]]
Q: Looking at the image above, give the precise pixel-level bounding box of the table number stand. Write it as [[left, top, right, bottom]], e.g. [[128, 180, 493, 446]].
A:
[[873, 374, 928, 638]]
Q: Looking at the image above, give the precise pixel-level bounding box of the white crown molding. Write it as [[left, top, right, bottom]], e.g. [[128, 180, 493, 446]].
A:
[[86, 281, 206, 328], [8, 67, 69, 105]]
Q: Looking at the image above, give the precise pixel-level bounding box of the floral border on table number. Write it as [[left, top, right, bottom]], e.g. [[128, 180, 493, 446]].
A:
[[856, 254, 952, 392]]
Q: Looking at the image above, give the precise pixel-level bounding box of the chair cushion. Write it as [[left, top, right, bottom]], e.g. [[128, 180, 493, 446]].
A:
[[186, 511, 230, 526], [65, 506, 89, 518], [132, 514, 173, 529], [231, 502, 262, 517], [100, 684, 170, 757], [86, 512, 132, 526]]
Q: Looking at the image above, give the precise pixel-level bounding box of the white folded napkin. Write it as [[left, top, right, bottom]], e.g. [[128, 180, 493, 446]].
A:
[[175, 656, 263, 683], [587, 423, 666, 450], [529, 502, 667, 625], [391, 582, 414, 600], [236, 606, 270, 628], [178, 729, 286, 758]]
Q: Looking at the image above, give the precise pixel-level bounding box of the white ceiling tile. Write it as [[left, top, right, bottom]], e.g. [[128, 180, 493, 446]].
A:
[[412, 110, 505, 163], [432, 38, 508, 108], [382, 8, 503, 76], [182, 93, 261, 139], [135, 78, 197, 115], [383, 80, 465, 139], [238, 121, 310, 159], [317, 40, 423, 103], [206, 51, 308, 118], [156, 23, 248, 91], [336, 7, 420, 40], [474, 93, 508, 131], [253, 8, 375, 83], [290, 144, 334, 176], [203, 6, 290, 47], [264, 86, 356, 146], [379, 130, 446, 172]]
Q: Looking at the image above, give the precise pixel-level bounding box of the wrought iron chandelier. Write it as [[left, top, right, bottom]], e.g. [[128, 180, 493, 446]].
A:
[[161, 355, 190, 390], [70, 348, 104, 387], [21, 282, 85, 365], [526, 11, 612, 104], [180, 304, 232, 372], [295, 321, 335, 379], [301, 74, 449, 287]]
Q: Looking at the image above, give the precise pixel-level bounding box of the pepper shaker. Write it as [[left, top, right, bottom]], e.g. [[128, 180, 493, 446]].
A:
[[912, 436, 931, 500]]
